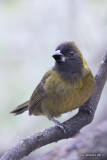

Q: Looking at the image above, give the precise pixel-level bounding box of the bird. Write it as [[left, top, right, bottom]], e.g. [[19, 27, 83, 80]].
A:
[[10, 42, 96, 132]]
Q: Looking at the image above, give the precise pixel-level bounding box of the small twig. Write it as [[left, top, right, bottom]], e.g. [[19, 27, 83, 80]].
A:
[[0, 52, 107, 160]]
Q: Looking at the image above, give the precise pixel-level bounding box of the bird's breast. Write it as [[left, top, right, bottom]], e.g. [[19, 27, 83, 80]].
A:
[[41, 70, 96, 117]]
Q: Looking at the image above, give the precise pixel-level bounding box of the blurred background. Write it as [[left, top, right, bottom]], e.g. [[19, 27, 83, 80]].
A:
[[0, 0, 107, 159]]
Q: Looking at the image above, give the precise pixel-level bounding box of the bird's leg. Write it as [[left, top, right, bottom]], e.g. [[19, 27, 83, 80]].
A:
[[51, 117, 66, 134], [79, 100, 93, 115]]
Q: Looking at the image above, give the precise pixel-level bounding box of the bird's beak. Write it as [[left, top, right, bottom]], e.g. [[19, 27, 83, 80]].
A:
[[52, 50, 65, 62]]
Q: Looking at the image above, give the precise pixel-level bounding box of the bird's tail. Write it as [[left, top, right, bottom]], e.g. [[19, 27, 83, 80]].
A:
[[10, 101, 29, 115]]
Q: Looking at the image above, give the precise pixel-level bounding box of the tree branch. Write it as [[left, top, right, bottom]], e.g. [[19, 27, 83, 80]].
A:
[[1, 52, 107, 160], [36, 119, 107, 160]]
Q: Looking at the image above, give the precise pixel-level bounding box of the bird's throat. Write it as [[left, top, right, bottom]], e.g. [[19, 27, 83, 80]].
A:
[[53, 63, 83, 84]]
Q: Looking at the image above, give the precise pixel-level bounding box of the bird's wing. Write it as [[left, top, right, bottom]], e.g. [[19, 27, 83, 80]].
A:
[[28, 70, 51, 115]]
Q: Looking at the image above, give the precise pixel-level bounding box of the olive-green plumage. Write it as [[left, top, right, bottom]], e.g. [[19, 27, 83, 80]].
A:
[[11, 42, 96, 121]]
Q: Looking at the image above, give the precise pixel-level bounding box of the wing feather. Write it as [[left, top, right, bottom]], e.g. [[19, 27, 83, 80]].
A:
[[28, 71, 51, 115]]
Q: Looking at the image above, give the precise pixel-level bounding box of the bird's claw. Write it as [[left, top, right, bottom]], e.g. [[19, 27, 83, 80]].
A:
[[56, 122, 67, 134], [79, 103, 93, 115], [51, 117, 67, 134]]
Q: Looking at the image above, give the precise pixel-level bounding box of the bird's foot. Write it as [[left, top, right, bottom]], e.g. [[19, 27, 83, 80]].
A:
[[79, 103, 93, 115], [51, 117, 67, 134]]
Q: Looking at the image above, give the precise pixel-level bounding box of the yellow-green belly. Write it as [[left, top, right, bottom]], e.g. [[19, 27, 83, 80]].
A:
[[39, 71, 96, 118]]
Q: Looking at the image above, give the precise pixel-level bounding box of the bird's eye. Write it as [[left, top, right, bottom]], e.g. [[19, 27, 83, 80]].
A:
[[70, 51, 74, 55]]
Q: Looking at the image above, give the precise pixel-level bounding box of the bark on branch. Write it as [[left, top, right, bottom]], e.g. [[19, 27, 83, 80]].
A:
[[36, 120, 107, 160], [0, 52, 107, 160]]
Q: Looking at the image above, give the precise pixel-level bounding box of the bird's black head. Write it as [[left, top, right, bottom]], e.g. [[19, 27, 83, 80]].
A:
[[52, 42, 84, 74]]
